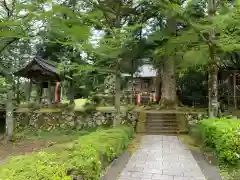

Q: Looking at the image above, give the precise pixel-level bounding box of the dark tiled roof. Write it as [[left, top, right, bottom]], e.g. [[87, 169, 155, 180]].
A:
[[14, 58, 61, 81]]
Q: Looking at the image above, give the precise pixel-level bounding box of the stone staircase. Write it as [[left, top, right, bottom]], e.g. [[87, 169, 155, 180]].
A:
[[145, 112, 179, 135]]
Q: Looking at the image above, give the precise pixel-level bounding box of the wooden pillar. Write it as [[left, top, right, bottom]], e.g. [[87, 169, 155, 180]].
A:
[[38, 83, 43, 104], [47, 81, 52, 104], [60, 81, 64, 101], [233, 73, 237, 108], [5, 90, 14, 141], [16, 77, 20, 104], [26, 79, 32, 101]]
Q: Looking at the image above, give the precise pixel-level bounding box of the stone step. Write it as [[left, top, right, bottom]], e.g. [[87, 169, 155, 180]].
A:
[[146, 129, 179, 135], [146, 122, 178, 126], [147, 115, 176, 120], [146, 125, 178, 129], [146, 126, 179, 130], [147, 132, 178, 136], [147, 119, 178, 123], [146, 121, 178, 124]]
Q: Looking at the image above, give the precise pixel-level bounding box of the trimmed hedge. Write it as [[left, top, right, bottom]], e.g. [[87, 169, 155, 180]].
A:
[[199, 118, 240, 165], [0, 125, 134, 180]]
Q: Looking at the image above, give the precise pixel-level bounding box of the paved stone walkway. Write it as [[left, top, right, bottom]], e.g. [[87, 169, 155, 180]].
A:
[[119, 135, 206, 180]]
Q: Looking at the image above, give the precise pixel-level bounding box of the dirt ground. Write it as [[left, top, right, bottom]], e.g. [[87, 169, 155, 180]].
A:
[[0, 129, 93, 163], [0, 137, 61, 162]]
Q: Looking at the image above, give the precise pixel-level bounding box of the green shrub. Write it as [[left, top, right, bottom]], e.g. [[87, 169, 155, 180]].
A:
[[0, 152, 70, 180], [199, 118, 240, 165], [0, 125, 134, 180]]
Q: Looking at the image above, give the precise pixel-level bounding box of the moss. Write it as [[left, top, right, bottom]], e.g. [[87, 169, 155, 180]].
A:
[[136, 111, 146, 133], [159, 97, 178, 109], [176, 114, 188, 134]]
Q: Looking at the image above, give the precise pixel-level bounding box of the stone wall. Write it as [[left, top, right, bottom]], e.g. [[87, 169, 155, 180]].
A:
[[15, 110, 138, 131]]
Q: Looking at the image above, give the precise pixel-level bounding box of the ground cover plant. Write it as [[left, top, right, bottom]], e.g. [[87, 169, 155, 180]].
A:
[[0, 125, 134, 180]]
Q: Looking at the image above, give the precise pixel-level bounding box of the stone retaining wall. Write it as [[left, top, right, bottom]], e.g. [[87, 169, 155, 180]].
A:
[[15, 110, 138, 131]]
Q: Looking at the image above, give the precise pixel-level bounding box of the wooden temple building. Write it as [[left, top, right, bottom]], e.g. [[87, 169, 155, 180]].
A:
[[14, 58, 73, 104], [218, 68, 240, 108]]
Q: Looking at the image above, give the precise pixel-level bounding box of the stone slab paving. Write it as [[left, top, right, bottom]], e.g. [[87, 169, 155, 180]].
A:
[[118, 135, 206, 180]]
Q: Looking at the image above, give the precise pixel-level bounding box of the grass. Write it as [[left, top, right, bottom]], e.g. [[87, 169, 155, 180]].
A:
[[63, 98, 91, 111], [127, 134, 142, 155], [96, 106, 128, 112], [16, 128, 97, 142]]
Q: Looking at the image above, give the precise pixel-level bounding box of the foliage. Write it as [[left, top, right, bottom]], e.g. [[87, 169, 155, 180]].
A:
[[177, 66, 208, 106], [0, 125, 134, 180], [0, 152, 70, 180], [199, 118, 240, 165], [0, 76, 11, 101]]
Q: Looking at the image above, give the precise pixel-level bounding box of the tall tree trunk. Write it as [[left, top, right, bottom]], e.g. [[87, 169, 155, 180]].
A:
[[159, 17, 178, 108], [208, 48, 218, 117], [155, 69, 161, 103], [114, 72, 121, 126], [16, 77, 20, 104], [208, 0, 218, 117], [160, 57, 177, 108], [114, 5, 121, 126], [5, 90, 14, 142], [130, 72, 134, 104]]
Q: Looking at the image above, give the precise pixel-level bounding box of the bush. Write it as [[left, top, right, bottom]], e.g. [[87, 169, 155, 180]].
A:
[[0, 125, 134, 180], [199, 118, 240, 165]]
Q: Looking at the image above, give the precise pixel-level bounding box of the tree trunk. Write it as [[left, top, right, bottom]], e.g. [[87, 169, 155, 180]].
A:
[[155, 69, 161, 103], [159, 57, 177, 108], [5, 90, 14, 142], [16, 77, 20, 104], [208, 0, 218, 117], [69, 80, 75, 104], [130, 72, 134, 104], [208, 48, 218, 117], [114, 72, 121, 126], [130, 59, 134, 104]]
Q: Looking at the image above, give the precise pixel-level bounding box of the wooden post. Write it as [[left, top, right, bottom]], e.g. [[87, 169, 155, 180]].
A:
[[47, 81, 52, 104], [233, 73, 237, 108], [5, 90, 14, 141], [26, 79, 32, 101], [37, 83, 43, 104]]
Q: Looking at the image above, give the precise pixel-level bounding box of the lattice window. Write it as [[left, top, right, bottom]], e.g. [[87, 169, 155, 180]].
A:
[[236, 73, 240, 86]]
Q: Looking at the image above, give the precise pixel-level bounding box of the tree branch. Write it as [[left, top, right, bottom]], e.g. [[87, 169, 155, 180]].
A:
[[0, 38, 19, 54], [1, 0, 14, 18]]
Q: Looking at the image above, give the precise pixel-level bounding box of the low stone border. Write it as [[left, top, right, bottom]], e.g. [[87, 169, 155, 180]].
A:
[[101, 150, 132, 180], [191, 150, 222, 180]]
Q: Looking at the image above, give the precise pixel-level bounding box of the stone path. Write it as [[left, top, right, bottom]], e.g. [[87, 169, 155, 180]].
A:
[[118, 135, 206, 180]]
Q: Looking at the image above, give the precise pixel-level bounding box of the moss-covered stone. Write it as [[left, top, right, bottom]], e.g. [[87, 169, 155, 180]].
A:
[[136, 111, 146, 133], [15, 110, 138, 132]]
